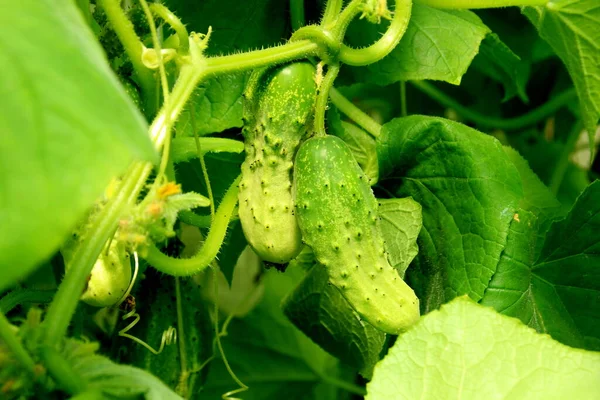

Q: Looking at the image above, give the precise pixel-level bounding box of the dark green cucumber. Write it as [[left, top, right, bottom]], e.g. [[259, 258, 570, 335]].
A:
[[238, 62, 317, 263], [293, 135, 420, 334]]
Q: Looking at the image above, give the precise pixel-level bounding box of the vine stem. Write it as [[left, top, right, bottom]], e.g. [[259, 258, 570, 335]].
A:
[[414, 0, 547, 8], [143, 175, 241, 276], [550, 121, 583, 194], [314, 64, 341, 136], [411, 80, 578, 131], [338, 0, 412, 66], [329, 87, 382, 137], [322, 0, 344, 27], [150, 3, 189, 53], [0, 312, 36, 374]]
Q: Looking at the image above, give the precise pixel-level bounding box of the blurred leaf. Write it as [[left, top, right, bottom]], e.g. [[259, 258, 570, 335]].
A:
[[366, 297, 600, 400], [471, 33, 529, 102], [0, 0, 155, 292], [201, 268, 352, 399], [523, 1, 600, 152]]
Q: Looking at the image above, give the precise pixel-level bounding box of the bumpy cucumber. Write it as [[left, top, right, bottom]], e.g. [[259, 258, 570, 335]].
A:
[[238, 62, 317, 263], [293, 135, 420, 334]]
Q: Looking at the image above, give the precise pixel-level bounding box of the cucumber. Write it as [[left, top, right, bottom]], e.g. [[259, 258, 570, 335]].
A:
[[238, 62, 317, 264], [293, 135, 420, 334], [63, 238, 132, 308]]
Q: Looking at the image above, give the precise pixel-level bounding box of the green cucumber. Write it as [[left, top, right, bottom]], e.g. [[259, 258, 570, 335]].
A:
[[238, 62, 317, 264], [293, 135, 420, 334]]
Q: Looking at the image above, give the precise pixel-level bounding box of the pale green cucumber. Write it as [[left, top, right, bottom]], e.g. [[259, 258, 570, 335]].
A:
[[293, 135, 420, 334], [238, 62, 316, 263]]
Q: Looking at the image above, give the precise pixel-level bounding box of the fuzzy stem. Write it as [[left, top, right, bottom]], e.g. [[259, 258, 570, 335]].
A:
[[204, 40, 319, 75], [144, 175, 241, 276], [414, 0, 547, 8], [315, 64, 341, 136], [412, 80, 578, 130], [329, 87, 382, 137], [149, 3, 189, 52], [322, 0, 344, 26]]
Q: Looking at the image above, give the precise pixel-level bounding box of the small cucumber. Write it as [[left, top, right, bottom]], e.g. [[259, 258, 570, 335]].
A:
[[293, 135, 420, 334], [238, 62, 317, 263], [63, 238, 132, 308]]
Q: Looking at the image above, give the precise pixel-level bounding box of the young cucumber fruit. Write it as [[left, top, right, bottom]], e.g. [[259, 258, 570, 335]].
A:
[[238, 62, 317, 263], [293, 135, 420, 334]]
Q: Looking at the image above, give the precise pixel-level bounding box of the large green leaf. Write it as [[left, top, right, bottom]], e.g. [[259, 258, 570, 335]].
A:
[[201, 268, 353, 399], [366, 297, 600, 400], [482, 181, 600, 351], [346, 4, 490, 85], [377, 116, 523, 306], [522, 1, 600, 149], [0, 0, 155, 291], [282, 260, 386, 380]]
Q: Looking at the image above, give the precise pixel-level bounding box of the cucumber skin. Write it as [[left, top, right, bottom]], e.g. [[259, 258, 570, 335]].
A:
[[238, 62, 316, 263], [293, 135, 420, 334]]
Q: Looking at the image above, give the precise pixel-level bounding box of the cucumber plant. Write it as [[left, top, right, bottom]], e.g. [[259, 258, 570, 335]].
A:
[[2, 0, 599, 399]]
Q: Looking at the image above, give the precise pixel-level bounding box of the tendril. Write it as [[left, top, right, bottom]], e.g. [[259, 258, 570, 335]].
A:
[[117, 252, 177, 355]]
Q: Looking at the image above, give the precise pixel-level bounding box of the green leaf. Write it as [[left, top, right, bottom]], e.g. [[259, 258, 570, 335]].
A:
[[378, 198, 422, 278], [114, 272, 213, 397], [522, 1, 600, 152], [0, 0, 155, 292], [377, 116, 523, 307], [174, 74, 249, 137], [471, 33, 529, 102], [328, 108, 379, 184], [483, 181, 600, 351], [346, 4, 490, 85], [201, 268, 353, 399], [282, 259, 386, 380], [366, 297, 600, 400]]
